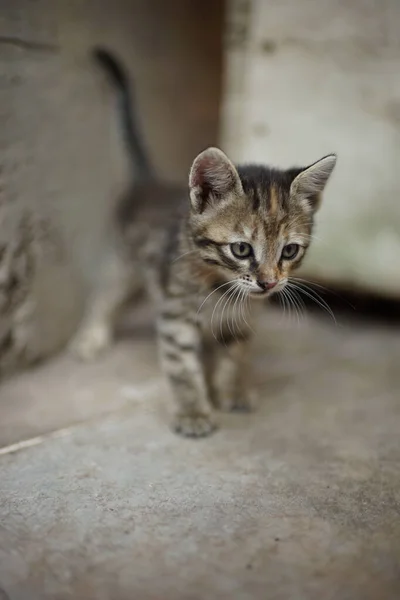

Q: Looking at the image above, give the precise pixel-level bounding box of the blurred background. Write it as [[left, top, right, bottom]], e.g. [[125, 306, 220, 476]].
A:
[[1, 2, 400, 600], [223, 0, 400, 297], [1, 0, 400, 375], [0, 0, 224, 373]]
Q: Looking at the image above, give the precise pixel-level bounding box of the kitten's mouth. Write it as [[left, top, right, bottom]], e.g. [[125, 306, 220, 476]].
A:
[[248, 283, 285, 298], [249, 288, 275, 298]]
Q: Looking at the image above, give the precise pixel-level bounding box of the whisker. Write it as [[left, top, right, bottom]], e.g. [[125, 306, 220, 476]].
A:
[[241, 286, 255, 333], [224, 284, 241, 343], [287, 284, 306, 312], [290, 277, 356, 310], [230, 283, 243, 338], [280, 288, 293, 323], [288, 282, 337, 325], [276, 289, 287, 324], [172, 249, 197, 263], [290, 276, 330, 291], [211, 285, 235, 342], [238, 288, 247, 332], [197, 280, 235, 315], [284, 286, 305, 326], [221, 283, 239, 343], [235, 286, 247, 335], [276, 291, 284, 319], [283, 286, 299, 325]]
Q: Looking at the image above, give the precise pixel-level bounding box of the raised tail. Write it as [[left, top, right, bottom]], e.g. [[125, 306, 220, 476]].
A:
[[92, 47, 154, 180]]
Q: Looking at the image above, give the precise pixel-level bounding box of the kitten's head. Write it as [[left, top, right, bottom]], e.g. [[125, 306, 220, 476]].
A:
[[188, 147, 336, 297]]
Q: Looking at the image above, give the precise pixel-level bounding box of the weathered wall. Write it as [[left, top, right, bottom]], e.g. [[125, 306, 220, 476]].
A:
[[222, 0, 400, 297], [0, 0, 223, 376]]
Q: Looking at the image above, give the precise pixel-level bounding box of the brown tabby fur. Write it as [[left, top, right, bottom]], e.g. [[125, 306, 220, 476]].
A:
[[70, 48, 337, 437]]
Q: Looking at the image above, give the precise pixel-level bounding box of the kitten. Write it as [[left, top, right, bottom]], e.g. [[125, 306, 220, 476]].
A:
[[70, 47, 337, 437]]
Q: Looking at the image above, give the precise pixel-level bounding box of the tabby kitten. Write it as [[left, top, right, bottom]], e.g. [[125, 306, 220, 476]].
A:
[[70, 48, 337, 437]]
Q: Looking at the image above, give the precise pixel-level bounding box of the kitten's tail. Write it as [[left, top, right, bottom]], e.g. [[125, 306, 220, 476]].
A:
[[92, 46, 154, 180]]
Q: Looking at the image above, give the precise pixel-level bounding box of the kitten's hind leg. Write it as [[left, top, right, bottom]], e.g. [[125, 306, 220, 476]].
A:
[[70, 252, 142, 361]]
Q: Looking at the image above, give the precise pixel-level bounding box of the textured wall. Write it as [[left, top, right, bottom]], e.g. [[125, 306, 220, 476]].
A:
[[0, 0, 223, 376], [222, 0, 400, 297]]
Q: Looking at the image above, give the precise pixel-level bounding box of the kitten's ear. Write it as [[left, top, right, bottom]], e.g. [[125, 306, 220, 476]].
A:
[[290, 154, 337, 210], [189, 147, 243, 212]]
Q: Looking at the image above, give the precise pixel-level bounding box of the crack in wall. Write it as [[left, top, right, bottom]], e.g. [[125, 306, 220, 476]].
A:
[[0, 35, 59, 53]]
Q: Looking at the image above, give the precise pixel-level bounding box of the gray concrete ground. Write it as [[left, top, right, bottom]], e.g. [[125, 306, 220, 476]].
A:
[[1, 303, 400, 600]]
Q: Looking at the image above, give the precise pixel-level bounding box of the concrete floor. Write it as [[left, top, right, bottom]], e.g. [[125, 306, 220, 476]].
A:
[[1, 303, 400, 600]]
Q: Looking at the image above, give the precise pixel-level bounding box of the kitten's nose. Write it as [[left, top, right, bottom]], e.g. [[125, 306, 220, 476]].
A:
[[257, 279, 277, 291]]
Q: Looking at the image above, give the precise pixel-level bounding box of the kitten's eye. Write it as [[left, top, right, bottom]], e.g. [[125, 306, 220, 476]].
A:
[[230, 242, 253, 259], [281, 243, 300, 260]]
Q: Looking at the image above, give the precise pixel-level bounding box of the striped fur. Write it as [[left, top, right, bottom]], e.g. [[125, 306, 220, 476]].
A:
[[70, 49, 337, 437]]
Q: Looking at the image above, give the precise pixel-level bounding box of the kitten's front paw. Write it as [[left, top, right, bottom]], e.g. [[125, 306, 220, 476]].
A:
[[173, 412, 217, 438], [69, 324, 111, 362], [217, 392, 254, 413]]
